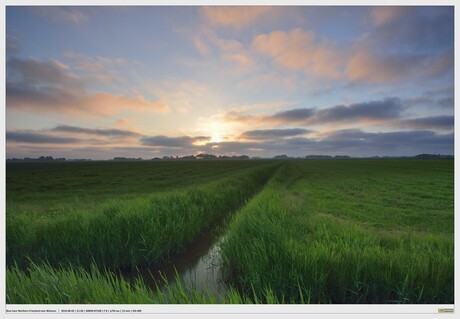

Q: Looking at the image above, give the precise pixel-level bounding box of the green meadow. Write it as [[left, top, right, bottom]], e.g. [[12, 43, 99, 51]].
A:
[[6, 159, 454, 304]]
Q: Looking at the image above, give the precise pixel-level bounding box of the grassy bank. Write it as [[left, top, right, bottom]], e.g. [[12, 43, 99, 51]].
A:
[[221, 159, 454, 303], [7, 162, 279, 269]]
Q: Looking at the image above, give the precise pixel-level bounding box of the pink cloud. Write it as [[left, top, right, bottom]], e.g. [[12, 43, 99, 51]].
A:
[[252, 29, 343, 79], [7, 87, 169, 117], [201, 6, 272, 27], [370, 6, 411, 26], [346, 49, 424, 83], [192, 29, 256, 70], [7, 56, 168, 117]]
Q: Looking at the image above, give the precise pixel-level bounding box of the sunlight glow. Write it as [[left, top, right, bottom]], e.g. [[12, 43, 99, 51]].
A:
[[210, 135, 223, 143]]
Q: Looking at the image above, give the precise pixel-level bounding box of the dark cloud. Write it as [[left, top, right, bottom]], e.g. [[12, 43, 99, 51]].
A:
[[140, 135, 211, 148], [316, 97, 403, 122], [51, 125, 140, 137], [370, 7, 454, 54], [404, 94, 454, 109], [398, 116, 453, 130], [7, 127, 453, 158], [321, 129, 453, 154], [264, 97, 404, 125], [7, 131, 82, 144], [6, 57, 89, 114], [212, 129, 453, 157], [270, 108, 314, 121], [437, 96, 454, 108], [7, 57, 82, 88], [240, 128, 311, 140], [6, 82, 83, 113]]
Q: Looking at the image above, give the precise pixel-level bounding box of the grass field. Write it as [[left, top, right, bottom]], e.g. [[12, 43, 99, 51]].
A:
[[5, 159, 454, 304], [7, 160, 279, 269], [221, 159, 453, 303]]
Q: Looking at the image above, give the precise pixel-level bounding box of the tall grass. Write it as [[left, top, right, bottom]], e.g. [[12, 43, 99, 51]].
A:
[[221, 160, 454, 304], [6, 262, 286, 304], [7, 163, 279, 270]]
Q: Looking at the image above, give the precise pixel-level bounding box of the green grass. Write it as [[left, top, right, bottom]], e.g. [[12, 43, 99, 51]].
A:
[[7, 161, 280, 269], [6, 262, 288, 304], [7, 160, 273, 216], [221, 159, 453, 304], [6, 159, 454, 304]]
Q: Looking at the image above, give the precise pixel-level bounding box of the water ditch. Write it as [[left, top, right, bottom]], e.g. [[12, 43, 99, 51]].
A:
[[123, 226, 229, 299], [120, 163, 286, 300]]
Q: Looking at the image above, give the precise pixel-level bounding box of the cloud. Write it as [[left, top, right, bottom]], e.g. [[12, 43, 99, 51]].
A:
[[7, 125, 144, 151], [214, 37, 255, 69], [192, 29, 256, 70], [271, 108, 315, 122], [404, 94, 454, 110], [397, 116, 454, 130], [424, 86, 454, 97], [62, 51, 126, 83], [7, 131, 82, 144], [201, 7, 272, 27], [224, 97, 404, 127], [247, 8, 453, 84], [223, 107, 314, 125], [322, 129, 453, 153], [212, 129, 453, 157], [239, 128, 312, 140], [7, 57, 82, 88], [195, 8, 452, 85], [346, 50, 426, 83], [437, 97, 454, 108], [315, 97, 403, 122], [193, 35, 212, 56], [140, 135, 211, 148], [7, 84, 168, 116], [7, 57, 168, 116], [7, 125, 453, 159], [425, 51, 454, 77], [51, 125, 141, 137], [370, 6, 412, 26], [31, 7, 88, 24], [368, 7, 453, 54], [346, 7, 453, 84], [253, 28, 343, 79]]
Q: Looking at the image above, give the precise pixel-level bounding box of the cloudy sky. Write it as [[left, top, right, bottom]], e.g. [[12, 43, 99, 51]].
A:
[[6, 6, 454, 159]]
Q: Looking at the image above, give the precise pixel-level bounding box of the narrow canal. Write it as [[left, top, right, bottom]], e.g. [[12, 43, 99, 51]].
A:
[[125, 226, 229, 300]]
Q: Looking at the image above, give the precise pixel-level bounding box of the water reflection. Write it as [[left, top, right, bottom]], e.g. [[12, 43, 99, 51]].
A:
[[178, 236, 227, 297], [124, 228, 228, 299]]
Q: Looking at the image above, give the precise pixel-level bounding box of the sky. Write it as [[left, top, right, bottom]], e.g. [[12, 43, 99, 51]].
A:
[[6, 5, 454, 159]]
